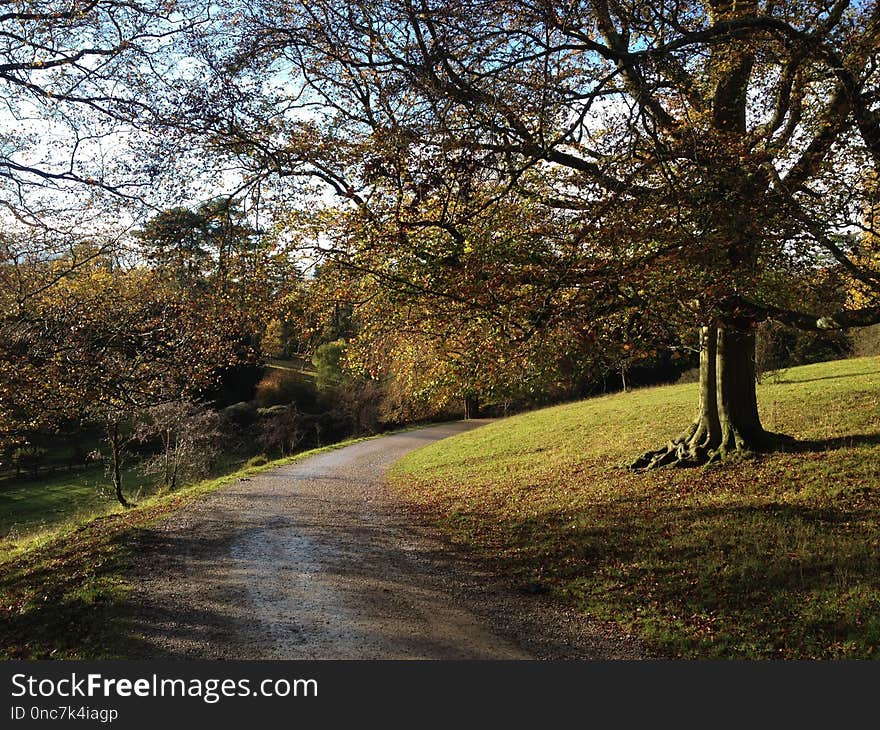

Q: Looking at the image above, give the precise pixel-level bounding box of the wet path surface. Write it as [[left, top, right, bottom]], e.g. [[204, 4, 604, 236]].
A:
[[128, 422, 647, 659]]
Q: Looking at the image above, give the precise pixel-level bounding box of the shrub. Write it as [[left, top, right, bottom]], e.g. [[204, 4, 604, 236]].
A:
[[312, 340, 347, 392], [220, 401, 257, 427], [134, 402, 223, 491], [756, 320, 851, 380], [253, 368, 320, 409], [257, 405, 304, 456]]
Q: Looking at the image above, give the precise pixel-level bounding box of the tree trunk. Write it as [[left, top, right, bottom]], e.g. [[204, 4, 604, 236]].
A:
[[695, 324, 723, 450], [163, 428, 172, 488], [630, 322, 776, 469], [631, 324, 720, 468], [169, 430, 179, 491], [464, 395, 480, 420], [109, 421, 132, 508], [715, 325, 769, 455]]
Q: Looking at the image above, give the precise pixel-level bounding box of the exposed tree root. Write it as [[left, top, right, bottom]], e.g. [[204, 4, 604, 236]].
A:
[[629, 422, 716, 470], [629, 426, 796, 471]]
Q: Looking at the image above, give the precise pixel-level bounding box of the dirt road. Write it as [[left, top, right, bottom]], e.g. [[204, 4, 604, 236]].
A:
[[128, 422, 645, 659]]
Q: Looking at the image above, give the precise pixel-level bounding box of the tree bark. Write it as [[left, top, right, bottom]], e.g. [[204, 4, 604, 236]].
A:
[[630, 322, 778, 469], [169, 429, 179, 491], [715, 324, 768, 455], [464, 395, 480, 419], [631, 324, 721, 468], [109, 420, 132, 508], [694, 324, 723, 451]]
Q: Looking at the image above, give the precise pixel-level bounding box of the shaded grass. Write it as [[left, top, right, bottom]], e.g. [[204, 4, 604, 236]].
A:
[[0, 466, 155, 551], [0, 430, 103, 482], [0, 433, 387, 659], [390, 356, 880, 659]]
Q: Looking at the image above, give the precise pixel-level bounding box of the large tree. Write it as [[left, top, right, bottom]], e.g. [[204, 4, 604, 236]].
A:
[[194, 0, 880, 465]]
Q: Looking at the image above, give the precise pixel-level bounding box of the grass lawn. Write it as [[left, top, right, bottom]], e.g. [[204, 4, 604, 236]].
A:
[[266, 357, 317, 378], [390, 356, 880, 659], [0, 467, 153, 550]]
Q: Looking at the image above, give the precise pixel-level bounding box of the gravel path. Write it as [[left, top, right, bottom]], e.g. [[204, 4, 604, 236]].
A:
[[127, 421, 648, 659]]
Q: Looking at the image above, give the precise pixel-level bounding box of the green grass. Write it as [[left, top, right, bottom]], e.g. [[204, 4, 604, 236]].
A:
[[390, 356, 880, 659], [0, 452, 258, 562], [0, 433, 388, 658], [0, 466, 153, 548], [266, 357, 317, 378]]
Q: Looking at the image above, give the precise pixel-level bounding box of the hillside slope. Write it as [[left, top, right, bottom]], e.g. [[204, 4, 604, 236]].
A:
[[390, 357, 880, 658]]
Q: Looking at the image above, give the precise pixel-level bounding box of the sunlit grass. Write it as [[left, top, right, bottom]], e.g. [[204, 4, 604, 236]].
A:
[[391, 356, 880, 658], [0, 466, 154, 554]]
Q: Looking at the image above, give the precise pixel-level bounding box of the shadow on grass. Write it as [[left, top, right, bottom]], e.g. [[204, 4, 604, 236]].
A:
[[782, 432, 880, 453], [484, 498, 880, 658], [0, 533, 142, 659], [772, 369, 877, 385], [0, 521, 261, 659]]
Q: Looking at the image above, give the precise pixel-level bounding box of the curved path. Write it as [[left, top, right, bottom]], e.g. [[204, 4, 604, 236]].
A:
[[127, 422, 645, 659]]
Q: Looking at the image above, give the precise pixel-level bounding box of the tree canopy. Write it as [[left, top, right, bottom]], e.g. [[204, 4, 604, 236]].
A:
[[2, 0, 879, 474], [185, 0, 880, 463]]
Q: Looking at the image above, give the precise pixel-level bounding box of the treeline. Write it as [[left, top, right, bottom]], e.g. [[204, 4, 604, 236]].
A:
[[0, 197, 867, 505], [0, 202, 278, 504]]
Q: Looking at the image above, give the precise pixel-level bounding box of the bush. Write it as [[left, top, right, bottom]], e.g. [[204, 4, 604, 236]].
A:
[[312, 340, 347, 392], [253, 368, 320, 409], [221, 401, 257, 427], [675, 367, 701, 384], [257, 405, 304, 456], [134, 402, 223, 491], [851, 324, 880, 357]]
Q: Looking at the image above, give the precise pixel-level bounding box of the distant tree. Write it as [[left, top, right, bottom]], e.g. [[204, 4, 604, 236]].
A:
[[0, 253, 250, 505], [260, 319, 287, 359], [135, 199, 264, 289], [135, 402, 223, 491], [755, 321, 851, 379], [135, 207, 214, 287], [313, 340, 349, 392]]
